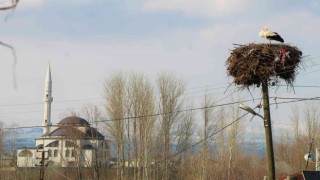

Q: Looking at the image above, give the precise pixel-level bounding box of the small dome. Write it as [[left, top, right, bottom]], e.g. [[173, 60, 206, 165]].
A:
[[58, 116, 90, 126]]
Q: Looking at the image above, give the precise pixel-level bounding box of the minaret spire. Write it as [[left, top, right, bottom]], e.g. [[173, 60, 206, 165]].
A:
[[43, 62, 53, 134]]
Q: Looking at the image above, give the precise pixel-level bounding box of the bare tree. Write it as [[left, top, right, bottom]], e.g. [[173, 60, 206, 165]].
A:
[[290, 105, 300, 140], [4, 123, 18, 156], [215, 107, 226, 168], [0, 121, 3, 179], [199, 90, 216, 180], [127, 72, 156, 180], [156, 72, 185, 180], [175, 101, 195, 162], [288, 105, 304, 172], [80, 104, 105, 180], [304, 102, 320, 141], [104, 72, 127, 180], [175, 101, 195, 179], [226, 105, 244, 180], [81, 103, 102, 127]]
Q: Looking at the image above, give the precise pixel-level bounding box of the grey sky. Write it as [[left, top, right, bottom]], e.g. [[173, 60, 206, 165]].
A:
[[0, 0, 319, 137]]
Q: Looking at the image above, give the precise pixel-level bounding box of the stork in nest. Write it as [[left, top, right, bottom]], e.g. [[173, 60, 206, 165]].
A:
[[259, 28, 284, 44]]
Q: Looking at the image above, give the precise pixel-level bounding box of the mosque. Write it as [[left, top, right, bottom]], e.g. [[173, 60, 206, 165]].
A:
[[16, 64, 110, 167]]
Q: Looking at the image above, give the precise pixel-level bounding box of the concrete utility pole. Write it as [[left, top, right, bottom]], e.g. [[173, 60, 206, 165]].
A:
[[36, 149, 47, 180], [39, 151, 45, 180], [262, 80, 275, 180]]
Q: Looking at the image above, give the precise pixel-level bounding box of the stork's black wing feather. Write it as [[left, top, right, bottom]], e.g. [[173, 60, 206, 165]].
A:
[[267, 32, 284, 43]]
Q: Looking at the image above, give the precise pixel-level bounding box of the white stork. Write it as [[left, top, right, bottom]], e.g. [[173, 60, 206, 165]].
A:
[[259, 28, 284, 44]]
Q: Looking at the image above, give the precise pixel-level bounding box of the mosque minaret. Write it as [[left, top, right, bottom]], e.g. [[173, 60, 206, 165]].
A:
[[16, 63, 109, 168], [42, 63, 53, 134]]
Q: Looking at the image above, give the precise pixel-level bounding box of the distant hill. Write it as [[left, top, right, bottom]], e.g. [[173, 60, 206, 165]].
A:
[[7, 128, 267, 158], [4, 128, 42, 150]]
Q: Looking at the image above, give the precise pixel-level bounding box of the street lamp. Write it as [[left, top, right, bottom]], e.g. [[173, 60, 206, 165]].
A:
[[239, 102, 275, 180], [238, 103, 263, 119], [304, 149, 320, 171]]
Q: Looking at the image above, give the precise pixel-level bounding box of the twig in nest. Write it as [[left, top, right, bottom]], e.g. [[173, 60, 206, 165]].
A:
[[224, 82, 234, 94]]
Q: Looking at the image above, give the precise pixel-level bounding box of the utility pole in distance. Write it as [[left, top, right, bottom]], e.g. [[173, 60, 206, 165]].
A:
[[36, 149, 48, 180]]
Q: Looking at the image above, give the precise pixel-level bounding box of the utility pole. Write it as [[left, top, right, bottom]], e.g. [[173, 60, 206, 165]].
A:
[[39, 151, 45, 180], [316, 148, 320, 171], [262, 80, 275, 180], [36, 149, 48, 180]]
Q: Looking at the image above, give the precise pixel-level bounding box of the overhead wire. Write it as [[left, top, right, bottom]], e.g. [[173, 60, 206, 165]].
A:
[[1, 54, 320, 109], [4, 95, 320, 130], [0, 85, 317, 126], [2, 54, 320, 127], [3, 53, 320, 169], [159, 97, 320, 161], [4, 55, 320, 173], [167, 112, 249, 160], [0, 81, 318, 109]]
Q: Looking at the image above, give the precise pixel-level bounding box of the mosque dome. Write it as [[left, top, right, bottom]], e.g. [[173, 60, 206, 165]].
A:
[[58, 116, 90, 126]]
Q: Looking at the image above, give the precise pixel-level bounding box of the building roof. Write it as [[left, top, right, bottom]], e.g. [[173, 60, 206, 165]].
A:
[[85, 127, 105, 139], [58, 116, 90, 126], [42, 126, 104, 139]]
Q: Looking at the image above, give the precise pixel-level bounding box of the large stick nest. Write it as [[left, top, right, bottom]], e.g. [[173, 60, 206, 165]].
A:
[[226, 43, 303, 88]]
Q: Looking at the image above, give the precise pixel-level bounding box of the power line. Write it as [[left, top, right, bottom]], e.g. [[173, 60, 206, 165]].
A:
[[1, 55, 320, 115], [278, 85, 320, 88], [90, 96, 320, 123], [155, 97, 320, 162], [271, 97, 320, 105], [0, 87, 240, 115], [4, 94, 316, 125], [2, 98, 259, 130], [156, 112, 249, 163], [0, 98, 103, 107], [0, 81, 319, 109], [4, 95, 320, 130]]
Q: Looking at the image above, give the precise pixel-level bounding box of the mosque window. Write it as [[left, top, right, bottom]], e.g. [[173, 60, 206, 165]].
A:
[[46, 141, 59, 147], [19, 150, 33, 157], [54, 150, 58, 157], [48, 149, 52, 157], [71, 150, 77, 157], [65, 141, 77, 147]]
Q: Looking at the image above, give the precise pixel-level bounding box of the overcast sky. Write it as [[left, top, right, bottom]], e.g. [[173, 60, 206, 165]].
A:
[[0, 0, 319, 138]]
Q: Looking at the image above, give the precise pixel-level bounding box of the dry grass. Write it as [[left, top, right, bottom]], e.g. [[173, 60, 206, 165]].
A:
[[226, 43, 303, 88]]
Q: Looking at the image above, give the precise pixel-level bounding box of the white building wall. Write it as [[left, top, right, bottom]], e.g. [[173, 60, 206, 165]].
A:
[[82, 150, 93, 167], [18, 134, 109, 167], [17, 149, 37, 167], [17, 138, 109, 167]]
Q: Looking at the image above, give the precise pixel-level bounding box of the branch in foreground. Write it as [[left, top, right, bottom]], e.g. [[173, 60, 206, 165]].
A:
[[0, 41, 18, 89], [0, 0, 19, 11]]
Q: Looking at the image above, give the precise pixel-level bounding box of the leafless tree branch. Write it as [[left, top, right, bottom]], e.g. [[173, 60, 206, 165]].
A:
[[0, 0, 19, 11], [0, 40, 17, 89]]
